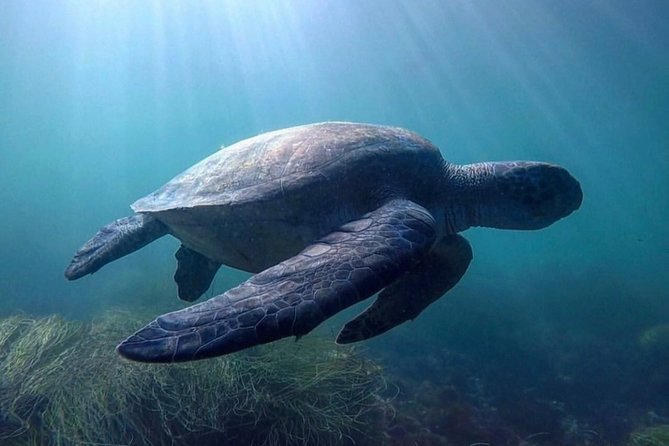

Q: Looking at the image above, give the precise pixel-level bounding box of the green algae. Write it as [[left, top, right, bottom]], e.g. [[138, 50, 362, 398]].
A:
[[628, 425, 669, 446], [0, 312, 387, 446]]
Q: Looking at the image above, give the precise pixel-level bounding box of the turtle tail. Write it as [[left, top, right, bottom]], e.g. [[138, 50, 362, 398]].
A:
[[65, 214, 169, 280]]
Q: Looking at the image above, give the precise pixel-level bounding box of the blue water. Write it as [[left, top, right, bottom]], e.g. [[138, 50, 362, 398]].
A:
[[1, 1, 668, 444]]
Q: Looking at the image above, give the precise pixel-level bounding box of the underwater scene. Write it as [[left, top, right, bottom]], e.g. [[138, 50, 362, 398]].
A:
[[1, 1, 668, 445]]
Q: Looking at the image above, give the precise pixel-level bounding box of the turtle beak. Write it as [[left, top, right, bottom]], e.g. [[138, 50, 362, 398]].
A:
[[553, 167, 583, 218]]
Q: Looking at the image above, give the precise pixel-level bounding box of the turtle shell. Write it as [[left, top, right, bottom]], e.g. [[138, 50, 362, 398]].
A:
[[131, 122, 442, 213]]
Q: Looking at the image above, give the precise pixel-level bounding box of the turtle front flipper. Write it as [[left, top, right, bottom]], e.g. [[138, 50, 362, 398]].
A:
[[116, 199, 437, 363], [336, 234, 472, 344], [174, 245, 221, 302], [65, 214, 169, 280]]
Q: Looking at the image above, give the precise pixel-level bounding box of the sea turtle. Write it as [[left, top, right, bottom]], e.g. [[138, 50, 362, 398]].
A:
[[65, 122, 582, 363]]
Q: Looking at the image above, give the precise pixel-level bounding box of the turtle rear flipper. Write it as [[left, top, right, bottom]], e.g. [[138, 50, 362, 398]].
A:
[[65, 214, 168, 280], [174, 245, 220, 302], [336, 234, 472, 344], [116, 199, 437, 362]]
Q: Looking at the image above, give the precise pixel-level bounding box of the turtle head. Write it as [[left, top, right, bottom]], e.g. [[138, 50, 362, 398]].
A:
[[448, 161, 582, 231]]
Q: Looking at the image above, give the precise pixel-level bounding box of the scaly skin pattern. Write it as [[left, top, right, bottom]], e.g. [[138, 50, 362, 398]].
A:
[[336, 234, 473, 344], [173, 246, 221, 302], [64, 123, 583, 362], [445, 161, 583, 231], [65, 214, 168, 280], [117, 199, 437, 363]]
